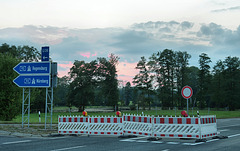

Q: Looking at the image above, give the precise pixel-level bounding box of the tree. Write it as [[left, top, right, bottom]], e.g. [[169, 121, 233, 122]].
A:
[[222, 56, 240, 110], [175, 51, 191, 108], [133, 56, 153, 110], [98, 54, 120, 109], [197, 53, 212, 109], [211, 60, 225, 108], [67, 60, 98, 111], [124, 82, 132, 106], [0, 43, 41, 62], [54, 76, 70, 106], [0, 53, 21, 120]]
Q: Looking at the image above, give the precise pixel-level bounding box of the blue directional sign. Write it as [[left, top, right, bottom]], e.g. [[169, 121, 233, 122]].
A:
[[13, 62, 50, 75], [13, 75, 50, 88], [41, 46, 49, 61]]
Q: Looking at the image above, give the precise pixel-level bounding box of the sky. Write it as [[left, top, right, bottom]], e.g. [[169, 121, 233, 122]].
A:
[[0, 0, 240, 84]]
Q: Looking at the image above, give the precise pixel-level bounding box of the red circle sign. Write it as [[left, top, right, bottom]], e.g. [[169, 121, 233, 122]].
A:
[[181, 86, 193, 99]]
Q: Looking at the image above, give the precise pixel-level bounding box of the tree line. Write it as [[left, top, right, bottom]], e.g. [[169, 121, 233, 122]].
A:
[[1, 44, 240, 120], [132, 49, 240, 111]]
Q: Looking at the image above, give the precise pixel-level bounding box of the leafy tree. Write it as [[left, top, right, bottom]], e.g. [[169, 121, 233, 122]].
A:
[[67, 60, 98, 111], [0, 53, 21, 120], [98, 54, 120, 109], [0, 43, 41, 62], [54, 76, 70, 106]]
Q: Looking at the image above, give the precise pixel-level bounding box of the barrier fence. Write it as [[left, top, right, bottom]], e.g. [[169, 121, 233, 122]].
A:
[[58, 114, 218, 139]]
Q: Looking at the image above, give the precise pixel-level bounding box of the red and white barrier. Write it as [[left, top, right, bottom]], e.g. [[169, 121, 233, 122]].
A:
[[154, 116, 201, 139], [88, 116, 123, 135], [58, 116, 88, 134], [199, 115, 217, 139], [123, 114, 153, 136], [58, 114, 218, 140]]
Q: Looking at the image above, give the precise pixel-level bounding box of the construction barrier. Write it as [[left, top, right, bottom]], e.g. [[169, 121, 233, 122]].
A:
[[58, 114, 218, 140], [88, 116, 123, 135], [154, 116, 200, 139], [123, 115, 153, 136], [58, 116, 88, 134], [199, 115, 217, 139]]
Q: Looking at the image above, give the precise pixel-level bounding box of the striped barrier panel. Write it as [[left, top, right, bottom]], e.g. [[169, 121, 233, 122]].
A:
[[199, 115, 217, 139], [58, 116, 88, 134], [58, 114, 218, 140], [123, 114, 154, 136], [88, 116, 123, 136], [153, 116, 200, 139]]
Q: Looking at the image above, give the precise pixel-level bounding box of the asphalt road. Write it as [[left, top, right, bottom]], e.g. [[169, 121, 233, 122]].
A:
[[0, 118, 239, 151]]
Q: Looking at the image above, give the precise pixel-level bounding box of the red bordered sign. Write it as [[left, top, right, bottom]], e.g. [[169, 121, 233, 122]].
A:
[[181, 86, 193, 99]]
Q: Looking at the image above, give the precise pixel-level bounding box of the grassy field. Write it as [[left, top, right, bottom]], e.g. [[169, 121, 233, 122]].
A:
[[1, 107, 239, 124]]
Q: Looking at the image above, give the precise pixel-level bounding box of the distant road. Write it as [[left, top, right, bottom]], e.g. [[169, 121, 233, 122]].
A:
[[0, 118, 239, 151]]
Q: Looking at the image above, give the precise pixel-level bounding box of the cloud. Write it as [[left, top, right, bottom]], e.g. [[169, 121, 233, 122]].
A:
[[197, 23, 240, 46], [212, 6, 240, 13], [1, 21, 240, 82]]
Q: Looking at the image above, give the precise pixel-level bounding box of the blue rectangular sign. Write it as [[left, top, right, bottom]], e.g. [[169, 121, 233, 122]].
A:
[[13, 62, 50, 75], [13, 75, 50, 88], [41, 46, 49, 61]]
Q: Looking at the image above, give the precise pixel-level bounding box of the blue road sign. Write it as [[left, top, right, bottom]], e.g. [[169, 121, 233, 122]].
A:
[[13, 75, 50, 88], [41, 46, 49, 61], [13, 62, 50, 75]]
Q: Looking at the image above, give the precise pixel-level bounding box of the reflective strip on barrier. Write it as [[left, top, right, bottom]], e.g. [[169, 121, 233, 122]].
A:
[[154, 117, 199, 124]]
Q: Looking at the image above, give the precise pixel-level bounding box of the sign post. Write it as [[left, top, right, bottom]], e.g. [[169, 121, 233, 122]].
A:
[[181, 86, 193, 115]]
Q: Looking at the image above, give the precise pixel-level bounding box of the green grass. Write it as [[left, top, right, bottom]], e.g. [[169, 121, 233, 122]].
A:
[[1, 109, 239, 124]]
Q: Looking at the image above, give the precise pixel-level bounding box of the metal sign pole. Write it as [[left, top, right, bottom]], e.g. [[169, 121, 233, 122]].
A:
[[45, 88, 47, 129], [50, 86, 53, 129], [187, 98, 189, 116], [28, 88, 30, 128], [22, 88, 24, 128]]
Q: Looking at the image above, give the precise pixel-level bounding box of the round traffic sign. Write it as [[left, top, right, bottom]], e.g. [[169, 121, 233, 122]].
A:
[[181, 86, 193, 99]]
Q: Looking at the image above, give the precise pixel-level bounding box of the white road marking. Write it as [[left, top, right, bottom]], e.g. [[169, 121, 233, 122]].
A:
[[219, 129, 229, 132], [228, 133, 240, 138], [207, 139, 219, 143], [162, 149, 169, 151], [2, 140, 32, 145], [120, 139, 136, 142], [166, 142, 180, 145], [51, 146, 85, 151], [128, 136, 148, 140], [182, 143, 196, 146], [45, 137, 69, 140], [136, 140, 149, 143], [151, 141, 164, 144]]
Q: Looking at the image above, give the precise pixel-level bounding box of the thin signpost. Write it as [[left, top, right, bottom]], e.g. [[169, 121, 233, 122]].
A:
[[181, 86, 193, 115]]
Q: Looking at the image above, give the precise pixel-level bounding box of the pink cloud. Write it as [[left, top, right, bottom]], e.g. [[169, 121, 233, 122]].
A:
[[80, 52, 91, 58], [79, 52, 98, 58], [57, 60, 139, 86], [58, 61, 73, 68], [58, 61, 73, 77], [116, 61, 138, 84]]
